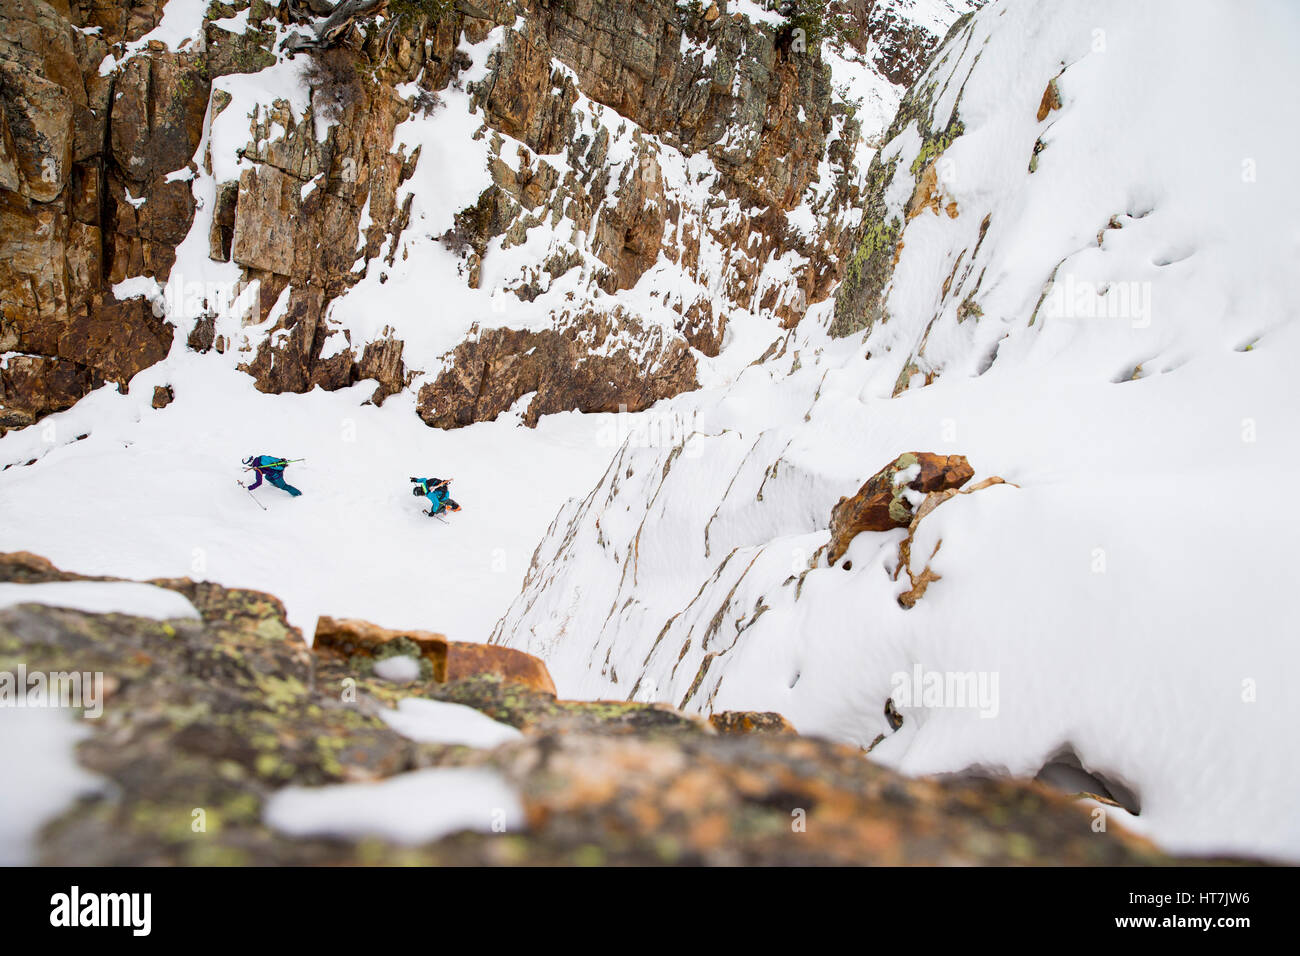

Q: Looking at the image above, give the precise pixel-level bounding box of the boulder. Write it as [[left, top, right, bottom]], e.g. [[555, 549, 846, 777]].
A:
[[827, 452, 974, 565]]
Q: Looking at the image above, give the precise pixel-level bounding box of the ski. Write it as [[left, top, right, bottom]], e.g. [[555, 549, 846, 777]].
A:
[[238, 479, 268, 511], [244, 458, 304, 472]]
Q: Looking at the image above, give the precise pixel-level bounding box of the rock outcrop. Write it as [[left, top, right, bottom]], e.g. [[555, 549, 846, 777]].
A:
[[2, 551, 1198, 865], [0, 0, 201, 432], [465, 0, 842, 303], [826, 451, 973, 564], [416, 310, 698, 427], [857, 0, 969, 88]]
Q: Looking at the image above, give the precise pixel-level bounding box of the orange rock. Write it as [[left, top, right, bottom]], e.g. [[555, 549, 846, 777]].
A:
[[313, 616, 557, 695], [1036, 78, 1062, 122], [0, 551, 63, 581], [827, 453, 974, 565], [906, 161, 960, 221], [897, 541, 943, 609], [444, 641, 557, 696], [709, 711, 797, 735]]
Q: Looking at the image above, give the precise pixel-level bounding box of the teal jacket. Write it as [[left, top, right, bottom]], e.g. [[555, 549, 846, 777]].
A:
[[415, 477, 449, 508]]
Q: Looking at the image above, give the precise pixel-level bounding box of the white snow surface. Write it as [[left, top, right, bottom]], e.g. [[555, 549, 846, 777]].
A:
[[371, 655, 424, 683], [0, 582, 200, 619], [377, 698, 524, 748], [0, 358, 619, 644], [263, 767, 523, 844], [493, 0, 1300, 862], [0, 708, 104, 865]]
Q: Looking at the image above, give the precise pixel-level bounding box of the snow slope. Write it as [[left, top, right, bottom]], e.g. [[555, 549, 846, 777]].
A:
[[0, 354, 621, 643], [494, 0, 1300, 861]]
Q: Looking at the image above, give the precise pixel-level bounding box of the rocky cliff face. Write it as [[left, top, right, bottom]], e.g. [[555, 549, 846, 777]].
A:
[[0, 0, 183, 431], [0, 0, 970, 433]]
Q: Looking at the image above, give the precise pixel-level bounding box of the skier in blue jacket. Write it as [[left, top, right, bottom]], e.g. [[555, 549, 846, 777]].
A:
[[410, 477, 460, 517], [243, 456, 303, 497]]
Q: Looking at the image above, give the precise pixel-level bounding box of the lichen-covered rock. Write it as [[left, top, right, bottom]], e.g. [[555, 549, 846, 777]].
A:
[[0, 552, 1223, 865], [830, 10, 975, 339], [826, 452, 974, 565]]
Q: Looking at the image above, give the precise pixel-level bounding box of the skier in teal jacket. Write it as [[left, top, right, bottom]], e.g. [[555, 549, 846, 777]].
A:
[[410, 477, 460, 516], [243, 456, 302, 497]]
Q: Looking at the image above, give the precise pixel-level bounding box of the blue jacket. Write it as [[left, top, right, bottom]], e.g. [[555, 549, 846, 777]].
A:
[[415, 477, 449, 506], [244, 456, 301, 496]]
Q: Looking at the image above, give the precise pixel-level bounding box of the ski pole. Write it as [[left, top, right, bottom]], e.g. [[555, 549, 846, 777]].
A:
[[237, 479, 267, 511]]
